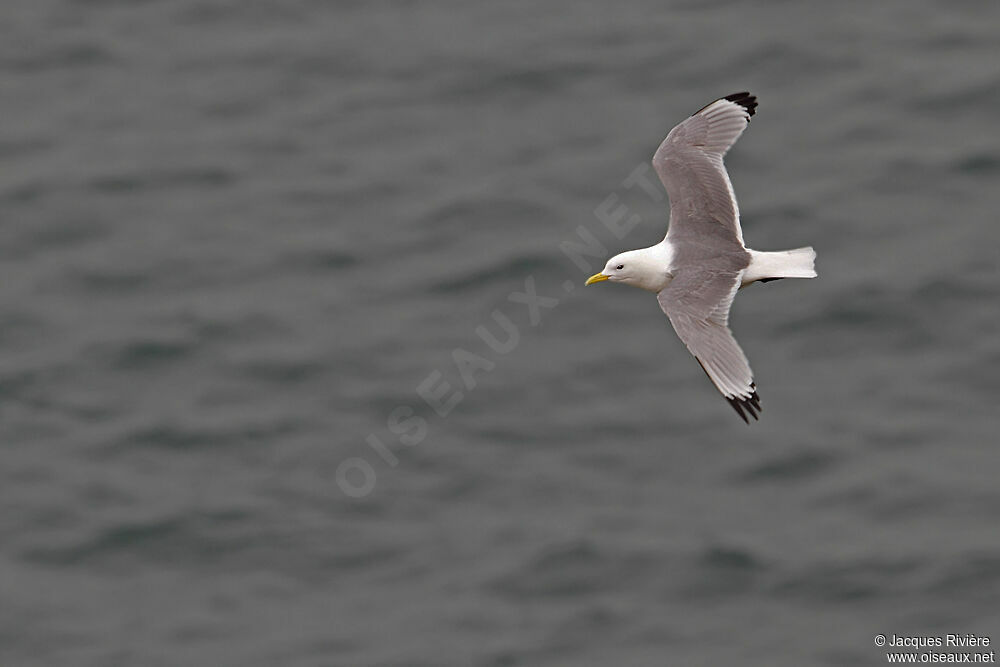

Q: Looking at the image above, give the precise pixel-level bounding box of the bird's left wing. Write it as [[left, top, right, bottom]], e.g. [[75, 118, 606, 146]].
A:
[[656, 268, 761, 422]]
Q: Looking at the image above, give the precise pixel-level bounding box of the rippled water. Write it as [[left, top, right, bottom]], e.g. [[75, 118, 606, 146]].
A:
[[2, 1, 999, 665]]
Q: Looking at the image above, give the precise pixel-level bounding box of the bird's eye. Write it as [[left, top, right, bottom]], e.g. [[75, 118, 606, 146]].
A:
[[616, 264, 624, 270]]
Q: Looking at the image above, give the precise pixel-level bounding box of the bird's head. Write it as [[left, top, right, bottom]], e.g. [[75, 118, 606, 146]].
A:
[[585, 250, 669, 292]]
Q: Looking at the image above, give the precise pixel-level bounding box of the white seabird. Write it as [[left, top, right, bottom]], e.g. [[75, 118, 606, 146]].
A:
[[585, 92, 816, 423]]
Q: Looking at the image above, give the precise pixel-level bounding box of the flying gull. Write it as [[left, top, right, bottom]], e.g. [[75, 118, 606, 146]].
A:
[[585, 92, 816, 423]]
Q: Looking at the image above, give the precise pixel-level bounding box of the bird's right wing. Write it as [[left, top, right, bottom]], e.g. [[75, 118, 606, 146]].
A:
[[656, 268, 761, 423], [651, 92, 757, 246]]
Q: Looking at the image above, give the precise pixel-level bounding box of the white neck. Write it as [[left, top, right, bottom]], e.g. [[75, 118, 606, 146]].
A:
[[624, 242, 675, 292]]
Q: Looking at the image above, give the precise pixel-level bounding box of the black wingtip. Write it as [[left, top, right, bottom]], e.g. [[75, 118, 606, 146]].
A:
[[722, 91, 758, 118], [727, 397, 749, 424], [694, 358, 762, 424], [726, 385, 762, 425]]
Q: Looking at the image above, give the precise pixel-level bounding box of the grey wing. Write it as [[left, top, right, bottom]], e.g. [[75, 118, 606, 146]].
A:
[[651, 92, 757, 246], [656, 268, 761, 423]]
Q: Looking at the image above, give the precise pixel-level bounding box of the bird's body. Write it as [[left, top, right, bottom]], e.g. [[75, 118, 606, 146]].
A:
[[585, 92, 816, 423]]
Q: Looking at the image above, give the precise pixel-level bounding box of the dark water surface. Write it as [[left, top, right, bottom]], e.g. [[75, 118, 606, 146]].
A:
[[2, 1, 999, 665]]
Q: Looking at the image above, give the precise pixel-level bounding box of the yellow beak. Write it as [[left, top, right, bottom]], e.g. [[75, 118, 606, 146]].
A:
[[585, 272, 609, 285]]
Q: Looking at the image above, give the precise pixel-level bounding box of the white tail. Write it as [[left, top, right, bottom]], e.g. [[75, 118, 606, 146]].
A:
[[742, 247, 817, 285]]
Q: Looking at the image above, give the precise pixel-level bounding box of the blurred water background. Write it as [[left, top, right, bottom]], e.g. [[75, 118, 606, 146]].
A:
[[2, 1, 999, 665]]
